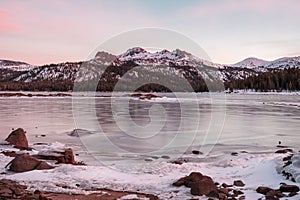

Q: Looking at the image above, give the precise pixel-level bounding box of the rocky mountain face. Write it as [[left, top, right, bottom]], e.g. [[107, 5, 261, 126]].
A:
[[0, 48, 299, 91]]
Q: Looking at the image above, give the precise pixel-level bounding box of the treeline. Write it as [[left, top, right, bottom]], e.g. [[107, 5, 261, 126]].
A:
[[225, 68, 300, 92], [0, 80, 74, 91]]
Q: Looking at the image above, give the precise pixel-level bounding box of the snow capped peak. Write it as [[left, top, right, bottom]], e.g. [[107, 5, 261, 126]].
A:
[[114, 47, 213, 68], [233, 57, 270, 69], [171, 49, 192, 59], [94, 51, 117, 64], [159, 49, 170, 54], [120, 47, 148, 57]]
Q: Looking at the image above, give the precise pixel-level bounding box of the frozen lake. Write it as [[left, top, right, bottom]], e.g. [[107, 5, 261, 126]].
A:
[[0, 92, 300, 163], [1, 92, 300, 199]]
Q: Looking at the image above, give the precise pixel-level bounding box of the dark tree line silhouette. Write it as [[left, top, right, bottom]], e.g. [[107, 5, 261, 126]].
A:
[[224, 68, 300, 92]]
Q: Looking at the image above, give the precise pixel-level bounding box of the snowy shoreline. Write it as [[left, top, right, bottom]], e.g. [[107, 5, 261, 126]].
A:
[[1, 129, 300, 199]]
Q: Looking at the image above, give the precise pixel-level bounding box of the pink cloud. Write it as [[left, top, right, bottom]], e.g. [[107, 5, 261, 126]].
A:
[[0, 7, 20, 32]]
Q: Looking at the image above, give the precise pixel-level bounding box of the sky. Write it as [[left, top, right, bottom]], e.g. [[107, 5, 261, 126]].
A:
[[1, 0, 300, 65]]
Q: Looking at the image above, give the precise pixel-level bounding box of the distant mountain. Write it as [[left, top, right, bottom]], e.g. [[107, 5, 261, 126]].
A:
[[0, 60, 35, 71], [232, 57, 270, 69], [0, 49, 300, 91]]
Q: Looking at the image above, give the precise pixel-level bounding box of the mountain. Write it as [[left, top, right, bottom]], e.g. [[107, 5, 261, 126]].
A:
[[0, 60, 36, 82], [232, 57, 270, 69], [0, 60, 35, 71], [0, 49, 300, 91]]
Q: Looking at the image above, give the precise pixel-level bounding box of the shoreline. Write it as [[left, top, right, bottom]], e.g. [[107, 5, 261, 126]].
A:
[[1, 128, 300, 199]]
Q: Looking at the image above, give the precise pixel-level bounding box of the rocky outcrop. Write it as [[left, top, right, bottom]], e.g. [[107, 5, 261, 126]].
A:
[[256, 183, 299, 199], [0, 179, 50, 200], [173, 172, 246, 199], [35, 148, 80, 165], [5, 128, 29, 149], [6, 153, 54, 172]]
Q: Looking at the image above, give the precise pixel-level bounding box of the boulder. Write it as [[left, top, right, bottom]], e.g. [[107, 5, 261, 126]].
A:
[[256, 186, 273, 195], [173, 172, 218, 197], [173, 172, 204, 188], [7, 154, 54, 172], [279, 184, 299, 193], [233, 180, 245, 187], [192, 150, 202, 155], [190, 176, 218, 197], [57, 148, 76, 164], [35, 148, 77, 165], [5, 128, 29, 149]]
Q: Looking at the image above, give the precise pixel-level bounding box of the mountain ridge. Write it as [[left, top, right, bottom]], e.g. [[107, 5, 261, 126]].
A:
[[1, 48, 300, 86]]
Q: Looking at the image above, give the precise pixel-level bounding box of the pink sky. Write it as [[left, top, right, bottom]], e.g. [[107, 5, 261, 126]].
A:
[[0, 0, 300, 65]]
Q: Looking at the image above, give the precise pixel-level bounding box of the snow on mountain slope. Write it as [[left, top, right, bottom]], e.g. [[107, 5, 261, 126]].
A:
[[266, 56, 300, 69], [3, 49, 300, 84], [14, 62, 81, 82], [118, 47, 222, 68], [0, 59, 36, 71], [233, 57, 270, 69]]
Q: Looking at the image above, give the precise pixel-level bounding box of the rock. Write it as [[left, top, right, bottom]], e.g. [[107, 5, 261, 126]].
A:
[[161, 155, 170, 159], [171, 160, 183, 165], [7, 154, 54, 172], [231, 152, 238, 156], [184, 172, 204, 188], [57, 148, 76, 164], [218, 192, 227, 200], [218, 188, 229, 195], [289, 191, 298, 197], [192, 150, 202, 155], [173, 172, 218, 198], [172, 177, 186, 187], [0, 179, 28, 199], [0, 188, 12, 197], [275, 149, 293, 154], [35, 161, 55, 170], [283, 155, 293, 161], [1, 151, 18, 157], [256, 186, 273, 195], [279, 184, 299, 193], [233, 190, 244, 196], [35, 148, 78, 165], [265, 190, 278, 199], [233, 180, 245, 187], [190, 176, 218, 197], [221, 183, 232, 188], [5, 128, 29, 149]]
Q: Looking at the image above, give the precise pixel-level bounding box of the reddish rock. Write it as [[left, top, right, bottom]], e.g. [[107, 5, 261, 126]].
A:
[[1, 151, 18, 157], [289, 191, 298, 197], [256, 186, 273, 195], [57, 148, 76, 164], [7, 154, 54, 172], [190, 176, 218, 197], [36, 148, 77, 165], [233, 180, 245, 187], [172, 177, 186, 187], [5, 128, 29, 149], [0, 179, 28, 199], [218, 188, 229, 195], [173, 172, 218, 198], [279, 184, 299, 193]]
